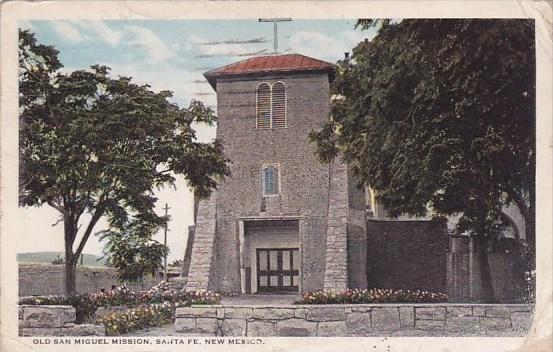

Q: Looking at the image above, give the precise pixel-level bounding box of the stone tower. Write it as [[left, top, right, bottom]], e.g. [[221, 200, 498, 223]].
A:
[[185, 54, 367, 294]]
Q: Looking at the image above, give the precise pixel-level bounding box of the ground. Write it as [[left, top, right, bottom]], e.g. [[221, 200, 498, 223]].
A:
[[220, 294, 300, 305]]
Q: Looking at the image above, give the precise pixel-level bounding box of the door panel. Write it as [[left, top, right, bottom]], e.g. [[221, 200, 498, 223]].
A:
[[257, 248, 299, 293]]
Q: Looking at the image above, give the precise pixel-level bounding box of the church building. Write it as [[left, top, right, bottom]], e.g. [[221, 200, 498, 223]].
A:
[[183, 53, 526, 302], [184, 53, 367, 294]]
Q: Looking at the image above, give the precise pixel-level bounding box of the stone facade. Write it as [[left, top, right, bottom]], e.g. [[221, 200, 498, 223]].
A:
[[185, 56, 366, 294], [174, 304, 533, 337], [19, 264, 160, 297], [19, 305, 105, 336]]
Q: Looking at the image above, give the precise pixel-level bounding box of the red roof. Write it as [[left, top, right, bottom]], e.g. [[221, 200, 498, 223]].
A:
[[204, 53, 335, 89]]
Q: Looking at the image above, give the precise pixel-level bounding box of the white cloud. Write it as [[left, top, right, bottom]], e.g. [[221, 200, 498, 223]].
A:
[[341, 29, 371, 48], [106, 61, 214, 111], [51, 21, 86, 43], [289, 31, 343, 60], [70, 21, 123, 47], [289, 30, 372, 62], [127, 26, 175, 63], [89, 21, 123, 47]]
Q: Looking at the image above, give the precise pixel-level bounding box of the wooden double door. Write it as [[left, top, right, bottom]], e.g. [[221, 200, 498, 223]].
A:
[[256, 248, 300, 293]]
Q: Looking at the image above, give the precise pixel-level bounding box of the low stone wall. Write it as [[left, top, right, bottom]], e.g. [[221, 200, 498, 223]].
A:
[[174, 304, 533, 337], [19, 305, 105, 336], [19, 263, 160, 296]]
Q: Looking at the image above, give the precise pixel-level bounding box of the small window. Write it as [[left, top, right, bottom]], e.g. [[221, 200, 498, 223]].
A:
[[262, 164, 280, 196], [271, 82, 286, 128], [256, 83, 271, 129]]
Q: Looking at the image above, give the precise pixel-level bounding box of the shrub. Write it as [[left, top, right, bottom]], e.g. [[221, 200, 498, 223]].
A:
[[296, 288, 447, 304], [19, 295, 67, 305], [19, 285, 222, 326], [98, 302, 180, 335]]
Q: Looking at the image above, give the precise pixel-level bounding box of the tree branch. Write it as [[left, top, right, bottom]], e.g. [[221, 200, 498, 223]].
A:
[[74, 205, 105, 259], [47, 200, 64, 213]]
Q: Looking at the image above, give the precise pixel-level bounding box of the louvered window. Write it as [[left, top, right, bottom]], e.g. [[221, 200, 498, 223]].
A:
[[262, 164, 280, 196], [271, 82, 286, 128], [256, 83, 271, 129], [256, 82, 286, 129]]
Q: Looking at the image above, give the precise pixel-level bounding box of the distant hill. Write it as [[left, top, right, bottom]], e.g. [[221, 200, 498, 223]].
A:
[[17, 252, 107, 267]]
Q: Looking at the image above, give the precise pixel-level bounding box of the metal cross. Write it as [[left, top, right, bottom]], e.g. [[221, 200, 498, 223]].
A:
[[259, 18, 292, 54]]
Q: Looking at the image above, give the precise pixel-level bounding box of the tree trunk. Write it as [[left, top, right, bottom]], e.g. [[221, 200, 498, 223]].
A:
[[472, 236, 496, 303], [64, 256, 77, 297], [64, 216, 77, 296]]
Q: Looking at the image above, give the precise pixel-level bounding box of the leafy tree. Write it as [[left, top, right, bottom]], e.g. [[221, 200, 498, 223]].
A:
[[19, 30, 229, 295], [310, 19, 535, 301], [101, 219, 168, 281]]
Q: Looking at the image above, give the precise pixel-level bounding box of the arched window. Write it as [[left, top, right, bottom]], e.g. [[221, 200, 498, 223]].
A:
[[256, 82, 286, 129], [256, 83, 271, 129], [271, 82, 286, 128]]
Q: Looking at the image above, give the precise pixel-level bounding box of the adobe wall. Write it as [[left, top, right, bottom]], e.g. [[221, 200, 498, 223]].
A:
[[366, 219, 448, 293], [205, 72, 333, 293], [18, 264, 160, 296], [174, 303, 533, 337], [447, 236, 527, 303], [347, 169, 367, 289]]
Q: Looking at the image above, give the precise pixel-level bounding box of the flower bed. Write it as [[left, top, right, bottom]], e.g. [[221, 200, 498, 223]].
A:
[[296, 288, 447, 304], [19, 283, 221, 334], [98, 302, 176, 335]]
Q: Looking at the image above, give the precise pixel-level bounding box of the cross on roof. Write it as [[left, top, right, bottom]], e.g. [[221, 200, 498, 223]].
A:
[[258, 18, 292, 54]]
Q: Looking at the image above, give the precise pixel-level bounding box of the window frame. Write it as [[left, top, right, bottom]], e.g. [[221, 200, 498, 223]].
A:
[[256, 82, 272, 129], [261, 163, 281, 197], [255, 81, 287, 130], [271, 81, 287, 129]]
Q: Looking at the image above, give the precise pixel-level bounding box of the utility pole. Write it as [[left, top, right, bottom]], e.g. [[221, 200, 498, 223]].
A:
[[258, 18, 292, 53], [163, 203, 170, 282]]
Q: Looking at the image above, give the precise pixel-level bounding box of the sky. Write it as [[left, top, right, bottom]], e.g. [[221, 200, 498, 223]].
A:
[[17, 19, 377, 262]]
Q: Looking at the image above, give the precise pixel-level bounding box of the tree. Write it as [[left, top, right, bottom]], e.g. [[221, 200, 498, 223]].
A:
[[310, 20, 535, 301], [19, 30, 229, 295], [101, 219, 168, 281]]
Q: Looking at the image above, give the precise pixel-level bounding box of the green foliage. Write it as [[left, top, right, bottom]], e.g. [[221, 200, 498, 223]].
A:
[[101, 220, 168, 281], [19, 284, 222, 326], [310, 19, 535, 240], [18, 29, 229, 293], [98, 302, 177, 335], [297, 288, 447, 304]]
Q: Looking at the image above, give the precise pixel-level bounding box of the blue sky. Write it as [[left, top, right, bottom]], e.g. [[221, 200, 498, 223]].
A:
[[21, 20, 376, 124], [17, 19, 377, 261]]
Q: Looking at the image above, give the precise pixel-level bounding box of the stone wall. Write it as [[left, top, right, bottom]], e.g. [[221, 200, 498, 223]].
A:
[[366, 219, 448, 293], [19, 305, 105, 336], [323, 160, 350, 291], [174, 304, 533, 337], [19, 263, 160, 296]]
